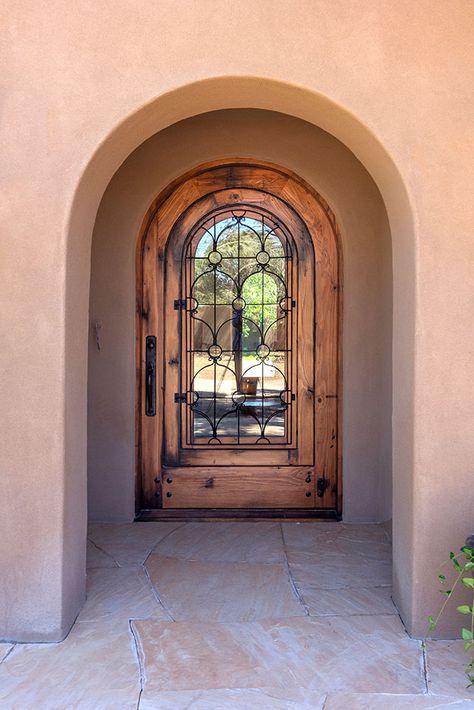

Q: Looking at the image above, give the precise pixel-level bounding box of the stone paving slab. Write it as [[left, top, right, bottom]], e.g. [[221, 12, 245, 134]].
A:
[[302, 584, 396, 616], [139, 686, 327, 709], [426, 639, 474, 700], [133, 614, 424, 694], [2, 522, 472, 708], [0, 620, 139, 709], [146, 554, 305, 622], [77, 567, 171, 623], [325, 693, 474, 708], [155, 521, 285, 563], [88, 521, 181, 567]]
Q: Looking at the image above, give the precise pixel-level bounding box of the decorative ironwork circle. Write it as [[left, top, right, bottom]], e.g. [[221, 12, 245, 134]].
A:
[[208, 250, 222, 265], [256, 343, 271, 359], [208, 344, 222, 358], [232, 296, 246, 311], [256, 250, 270, 265], [183, 204, 296, 447], [232, 391, 246, 407], [187, 390, 199, 406]]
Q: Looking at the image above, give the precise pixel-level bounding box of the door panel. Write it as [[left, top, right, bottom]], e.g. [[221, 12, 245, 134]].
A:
[[161, 467, 315, 508], [137, 163, 340, 514]]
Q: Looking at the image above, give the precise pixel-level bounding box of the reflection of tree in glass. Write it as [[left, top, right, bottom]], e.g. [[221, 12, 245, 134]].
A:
[[193, 220, 286, 344]]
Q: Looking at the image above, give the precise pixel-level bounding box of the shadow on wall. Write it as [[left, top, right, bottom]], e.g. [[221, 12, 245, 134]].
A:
[[86, 107, 393, 525]]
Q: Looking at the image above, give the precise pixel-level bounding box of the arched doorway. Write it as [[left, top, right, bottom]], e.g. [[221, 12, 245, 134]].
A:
[[136, 161, 341, 516]]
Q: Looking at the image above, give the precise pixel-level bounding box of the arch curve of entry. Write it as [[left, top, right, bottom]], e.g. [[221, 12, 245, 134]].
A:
[[66, 76, 416, 628]]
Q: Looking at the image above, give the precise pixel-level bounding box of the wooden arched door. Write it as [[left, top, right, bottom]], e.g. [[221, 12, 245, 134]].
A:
[[137, 163, 341, 517]]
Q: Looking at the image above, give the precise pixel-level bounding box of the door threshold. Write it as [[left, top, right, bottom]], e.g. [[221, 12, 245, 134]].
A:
[[136, 508, 341, 522]]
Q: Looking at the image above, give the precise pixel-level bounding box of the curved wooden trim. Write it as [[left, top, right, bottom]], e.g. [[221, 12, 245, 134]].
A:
[[136, 160, 343, 515]]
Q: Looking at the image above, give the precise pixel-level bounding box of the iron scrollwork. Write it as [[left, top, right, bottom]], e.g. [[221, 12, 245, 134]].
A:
[[180, 207, 296, 447]]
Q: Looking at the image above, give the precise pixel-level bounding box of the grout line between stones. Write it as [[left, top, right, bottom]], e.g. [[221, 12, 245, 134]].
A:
[[142, 522, 187, 565], [421, 639, 429, 694], [87, 537, 121, 567], [129, 619, 146, 709], [0, 644, 16, 664], [141, 563, 176, 622], [279, 522, 311, 616]]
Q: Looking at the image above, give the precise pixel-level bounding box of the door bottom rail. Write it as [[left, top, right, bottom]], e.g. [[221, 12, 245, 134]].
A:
[[136, 507, 341, 521]]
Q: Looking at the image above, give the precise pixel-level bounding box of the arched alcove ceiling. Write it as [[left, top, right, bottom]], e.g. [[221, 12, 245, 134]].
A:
[[68, 76, 415, 254]]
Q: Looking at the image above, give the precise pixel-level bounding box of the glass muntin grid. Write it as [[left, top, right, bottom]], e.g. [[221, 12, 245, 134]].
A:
[[179, 205, 297, 448]]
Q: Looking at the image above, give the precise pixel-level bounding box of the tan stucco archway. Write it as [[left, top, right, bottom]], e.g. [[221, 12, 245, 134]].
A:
[[68, 77, 416, 634], [3, 55, 471, 644]]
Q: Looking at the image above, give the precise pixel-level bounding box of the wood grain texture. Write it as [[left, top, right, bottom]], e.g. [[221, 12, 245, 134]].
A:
[[136, 161, 341, 514], [161, 467, 315, 509]]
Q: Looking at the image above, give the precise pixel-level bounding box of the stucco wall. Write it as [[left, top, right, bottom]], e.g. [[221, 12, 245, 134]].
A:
[[88, 109, 393, 524], [1, 0, 473, 641]]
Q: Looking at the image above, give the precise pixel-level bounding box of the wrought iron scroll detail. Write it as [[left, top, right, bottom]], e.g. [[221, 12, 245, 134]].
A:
[[180, 207, 296, 447]]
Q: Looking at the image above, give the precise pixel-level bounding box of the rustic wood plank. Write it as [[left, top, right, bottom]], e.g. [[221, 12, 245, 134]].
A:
[[161, 466, 315, 509]]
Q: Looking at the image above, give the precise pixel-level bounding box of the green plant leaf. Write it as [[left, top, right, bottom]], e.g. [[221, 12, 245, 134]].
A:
[[462, 577, 474, 588], [461, 546, 473, 558], [457, 605, 472, 614], [461, 628, 473, 641], [440, 590, 452, 596], [450, 552, 462, 572], [464, 562, 474, 570], [465, 641, 474, 652], [438, 574, 446, 583]]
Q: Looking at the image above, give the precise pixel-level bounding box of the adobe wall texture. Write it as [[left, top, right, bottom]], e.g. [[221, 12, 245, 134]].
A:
[[88, 109, 392, 524], [1, 0, 473, 640]]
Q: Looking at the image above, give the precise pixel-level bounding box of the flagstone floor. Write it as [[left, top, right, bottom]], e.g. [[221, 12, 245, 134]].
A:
[[0, 521, 472, 709]]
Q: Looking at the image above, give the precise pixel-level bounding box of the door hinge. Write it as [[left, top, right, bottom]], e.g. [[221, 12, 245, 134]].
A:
[[174, 393, 186, 403], [174, 298, 186, 310]]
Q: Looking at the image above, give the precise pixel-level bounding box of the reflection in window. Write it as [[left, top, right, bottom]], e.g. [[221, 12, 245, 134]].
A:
[[182, 209, 295, 446]]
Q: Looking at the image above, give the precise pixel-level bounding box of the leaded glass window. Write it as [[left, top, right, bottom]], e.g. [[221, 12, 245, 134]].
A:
[[180, 208, 296, 447]]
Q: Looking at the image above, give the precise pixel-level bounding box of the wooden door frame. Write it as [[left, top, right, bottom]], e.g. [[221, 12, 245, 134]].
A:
[[135, 159, 343, 518]]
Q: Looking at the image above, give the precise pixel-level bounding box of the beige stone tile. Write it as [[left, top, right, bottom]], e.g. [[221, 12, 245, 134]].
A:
[[282, 522, 389, 549], [155, 521, 285, 563], [133, 613, 424, 693], [133, 619, 268, 692], [284, 527, 392, 565], [0, 620, 139, 709], [87, 521, 180, 566], [303, 585, 396, 616], [87, 538, 118, 569], [140, 686, 327, 709], [325, 693, 474, 708], [289, 555, 392, 590], [77, 567, 171, 622], [426, 639, 474, 699], [146, 554, 305, 622]]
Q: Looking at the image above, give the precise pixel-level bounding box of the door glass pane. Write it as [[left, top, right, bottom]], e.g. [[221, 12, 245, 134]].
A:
[[183, 209, 295, 446]]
